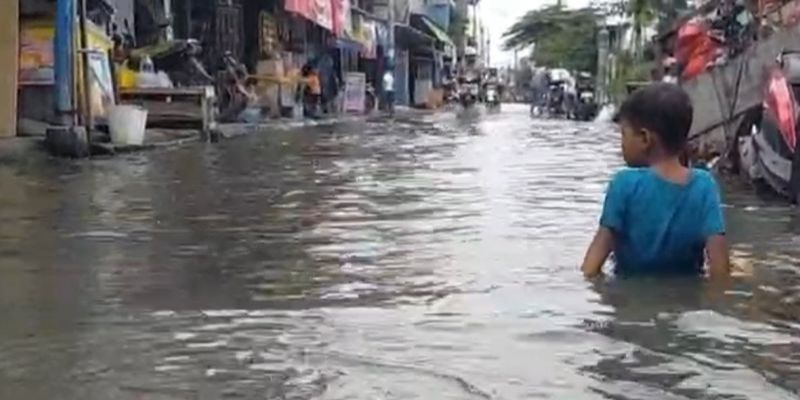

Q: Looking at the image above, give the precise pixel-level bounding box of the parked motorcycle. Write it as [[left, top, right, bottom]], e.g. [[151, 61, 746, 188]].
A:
[[365, 83, 377, 113], [735, 51, 800, 203], [216, 51, 251, 122]]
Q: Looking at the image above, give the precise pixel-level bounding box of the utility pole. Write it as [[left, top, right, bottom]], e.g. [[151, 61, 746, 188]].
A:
[[47, 0, 90, 157], [53, 0, 74, 127], [387, 0, 395, 68]]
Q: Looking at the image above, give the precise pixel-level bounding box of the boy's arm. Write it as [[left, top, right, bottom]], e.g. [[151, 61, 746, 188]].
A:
[[705, 234, 730, 279], [583, 171, 627, 277], [701, 174, 730, 280], [581, 227, 614, 278]]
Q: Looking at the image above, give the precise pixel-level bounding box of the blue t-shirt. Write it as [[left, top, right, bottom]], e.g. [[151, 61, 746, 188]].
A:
[[600, 168, 725, 275]]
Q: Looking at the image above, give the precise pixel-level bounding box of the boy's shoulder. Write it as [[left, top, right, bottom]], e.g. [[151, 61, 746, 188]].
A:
[[609, 167, 649, 186], [611, 167, 716, 184], [608, 168, 718, 199], [689, 167, 716, 183]]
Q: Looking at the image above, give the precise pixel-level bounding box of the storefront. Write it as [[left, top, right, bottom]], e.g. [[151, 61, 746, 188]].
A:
[[12, 0, 117, 138]]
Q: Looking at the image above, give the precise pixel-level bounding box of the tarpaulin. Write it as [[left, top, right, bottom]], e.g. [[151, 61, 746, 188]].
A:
[[285, 0, 333, 31], [676, 19, 719, 80], [315, 0, 333, 31], [331, 0, 350, 37], [285, 0, 313, 21]]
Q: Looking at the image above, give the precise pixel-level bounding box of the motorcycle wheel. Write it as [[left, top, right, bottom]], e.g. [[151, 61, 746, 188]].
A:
[[364, 92, 376, 113]]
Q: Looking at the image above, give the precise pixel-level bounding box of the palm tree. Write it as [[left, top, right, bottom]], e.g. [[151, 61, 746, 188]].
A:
[[502, 5, 600, 72]]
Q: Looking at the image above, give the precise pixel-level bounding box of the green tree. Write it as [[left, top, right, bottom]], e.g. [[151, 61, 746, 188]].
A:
[[503, 5, 600, 73]]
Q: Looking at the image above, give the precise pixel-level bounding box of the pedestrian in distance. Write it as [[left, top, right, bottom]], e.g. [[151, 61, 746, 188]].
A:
[[382, 69, 395, 115], [581, 83, 731, 279], [301, 64, 322, 119]]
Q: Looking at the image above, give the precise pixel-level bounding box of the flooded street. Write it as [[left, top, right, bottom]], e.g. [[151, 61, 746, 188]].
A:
[[3, 104, 800, 399]]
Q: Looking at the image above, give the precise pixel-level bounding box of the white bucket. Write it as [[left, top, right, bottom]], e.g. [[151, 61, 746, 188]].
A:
[[109, 105, 148, 146]]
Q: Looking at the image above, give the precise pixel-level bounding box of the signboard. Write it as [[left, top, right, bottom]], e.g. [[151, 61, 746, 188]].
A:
[[86, 50, 116, 121], [19, 22, 55, 85], [343, 72, 366, 113]]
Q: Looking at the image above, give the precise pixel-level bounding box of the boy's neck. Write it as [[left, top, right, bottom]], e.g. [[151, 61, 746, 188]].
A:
[[649, 156, 690, 184]]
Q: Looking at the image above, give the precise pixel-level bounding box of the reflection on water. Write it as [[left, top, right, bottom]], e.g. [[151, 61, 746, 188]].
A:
[[1, 105, 800, 399]]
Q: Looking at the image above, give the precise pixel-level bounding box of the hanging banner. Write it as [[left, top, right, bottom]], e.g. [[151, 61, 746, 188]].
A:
[[343, 72, 366, 113], [361, 20, 377, 59]]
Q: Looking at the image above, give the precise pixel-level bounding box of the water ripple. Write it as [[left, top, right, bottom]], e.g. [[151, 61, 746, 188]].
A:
[[1, 105, 799, 398]]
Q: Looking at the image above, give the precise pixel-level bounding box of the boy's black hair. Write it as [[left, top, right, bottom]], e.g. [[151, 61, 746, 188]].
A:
[[613, 83, 694, 155]]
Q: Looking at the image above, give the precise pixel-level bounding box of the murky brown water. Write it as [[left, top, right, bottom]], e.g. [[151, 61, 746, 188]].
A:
[[1, 104, 800, 399]]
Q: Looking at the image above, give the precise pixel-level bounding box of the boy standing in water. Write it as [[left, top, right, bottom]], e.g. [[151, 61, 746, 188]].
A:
[[581, 83, 730, 278]]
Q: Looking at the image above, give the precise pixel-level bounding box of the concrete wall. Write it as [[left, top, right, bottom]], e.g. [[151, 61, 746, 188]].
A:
[[0, 0, 19, 137], [395, 50, 410, 105], [409, 0, 425, 13]]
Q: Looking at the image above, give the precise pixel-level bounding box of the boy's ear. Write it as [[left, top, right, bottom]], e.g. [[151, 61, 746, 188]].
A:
[[640, 127, 655, 147]]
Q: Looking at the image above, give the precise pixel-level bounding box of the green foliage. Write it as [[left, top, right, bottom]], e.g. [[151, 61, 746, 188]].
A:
[[502, 6, 600, 73], [609, 51, 653, 102]]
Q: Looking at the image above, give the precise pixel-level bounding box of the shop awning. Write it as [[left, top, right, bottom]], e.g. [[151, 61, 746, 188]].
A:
[[337, 37, 364, 52], [410, 15, 455, 50], [395, 24, 434, 49]]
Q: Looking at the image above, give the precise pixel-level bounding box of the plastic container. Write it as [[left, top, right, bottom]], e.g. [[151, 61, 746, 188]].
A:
[[140, 56, 154, 73], [108, 105, 148, 146]]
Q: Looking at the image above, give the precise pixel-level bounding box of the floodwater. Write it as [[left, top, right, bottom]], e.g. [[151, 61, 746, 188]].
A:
[[1, 104, 800, 399]]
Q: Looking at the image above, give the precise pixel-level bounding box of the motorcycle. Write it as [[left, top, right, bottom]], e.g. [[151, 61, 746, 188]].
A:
[[365, 83, 377, 113], [735, 51, 800, 203], [459, 81, 480, 108], [216, 51, 251, 122], [572, 89, 598, 121], [547, 81, 567, 117], [485, 84, 501, 111]]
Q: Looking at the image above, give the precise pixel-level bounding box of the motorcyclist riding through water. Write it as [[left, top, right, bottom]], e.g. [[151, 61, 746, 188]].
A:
[[529, 68, 550, 116], [484, 69, 502, 109], [573, 71, 598, 121], [458, 69, 481, 108]]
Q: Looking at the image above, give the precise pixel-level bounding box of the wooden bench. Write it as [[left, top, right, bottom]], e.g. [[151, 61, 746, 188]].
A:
[[119, 86, 217, 138]]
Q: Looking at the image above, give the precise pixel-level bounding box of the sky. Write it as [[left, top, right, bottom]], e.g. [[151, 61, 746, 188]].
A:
[[480, 0, 591, 67]]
